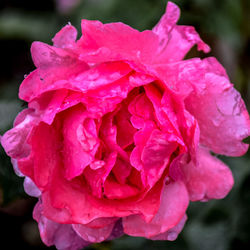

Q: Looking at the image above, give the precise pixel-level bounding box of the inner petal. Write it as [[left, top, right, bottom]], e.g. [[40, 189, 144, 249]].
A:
[[83, 152, 117, 198], [62, 105, 99, 180], [104, 175, 140, 199]]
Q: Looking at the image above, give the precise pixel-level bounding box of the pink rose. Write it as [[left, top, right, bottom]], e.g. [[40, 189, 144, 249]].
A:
[[1, 2, 250, 249]]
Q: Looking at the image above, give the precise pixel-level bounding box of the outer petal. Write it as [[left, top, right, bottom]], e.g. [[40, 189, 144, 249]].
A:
[[152, 2, 210, 63], [23, 176, 41, 197], [0, 109, 38, 159], [154, 58, 250, 156], [19, 43, 89, 102], [150, 214, 187, 241], [184, 58, 250, 156], [33, 201, 89, 250], [18, 117, 62, 190], [72, 221, 116, 243], [123, 181, 189, 238], [182, 147, 234, 201], [52, 24, 78, 49], [78, 20, 159, 64]]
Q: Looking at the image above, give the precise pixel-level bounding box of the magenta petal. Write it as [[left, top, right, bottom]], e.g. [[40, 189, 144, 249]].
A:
[[104, 176, 139, 199], [78, 19, 158, 64], [141, 129, 178, 186], [182, 147, 234, 201], [62, 106, 99, 180], [123, 181, 189, 238], [153, 1, 180, 46], [152, 2, 209, 63], [52, 24, 78, 49]]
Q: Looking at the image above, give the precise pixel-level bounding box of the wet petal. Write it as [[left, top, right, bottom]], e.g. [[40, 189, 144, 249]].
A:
[[62, 105, 99, 180], [152, 2, 209, 63], [184, 58, 250, 156], [1, 109, 38, 159], [123, 181, 189, 238], [182, 147, 234, 201], [52, 24, 78, 49], [33, 201, 89, 250], [72, 221, 116, 243], [78, 20, 158, 64], [150, 214, 187, 241]]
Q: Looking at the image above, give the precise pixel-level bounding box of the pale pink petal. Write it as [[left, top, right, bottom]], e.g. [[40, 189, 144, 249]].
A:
[[11, 159, 24, 177], [150, 214, 187, 241], [123, 181, 189, 238], [184, 57, 250, 156], [1, 109, 38, 159], [154, 58, 250, 156], [182, 147, 234, 201], [33, 201, 89, 250], [24, 176, 41, 197], [72, 221, 116, 243]]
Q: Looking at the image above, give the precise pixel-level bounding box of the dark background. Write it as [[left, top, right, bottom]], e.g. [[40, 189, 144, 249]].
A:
[[0, 0, 250, 249]]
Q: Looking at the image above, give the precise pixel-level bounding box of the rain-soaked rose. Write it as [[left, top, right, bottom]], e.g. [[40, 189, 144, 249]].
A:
[[1, 2, 250, 249]]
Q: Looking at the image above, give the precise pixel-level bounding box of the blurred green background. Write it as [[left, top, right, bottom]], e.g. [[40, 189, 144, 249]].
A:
[[0, 0, 250, 249]]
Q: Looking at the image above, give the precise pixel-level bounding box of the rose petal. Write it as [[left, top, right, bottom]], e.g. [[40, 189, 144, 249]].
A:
[[84, 152, 117, 198], [150, 214, 187, 241], [104, 176, 139, 199], [72, 221, 115, 243], [19, 44, 89, 102], [18, 116, 62, 190], [33, 201, 89, 250], [154, 57, 250, 156], [42, 169, 164, 225], [1, 109, 38, 159], [184, 58, 250, 156], [153, 2, 209, 63], [112, 157, 132, 184], [78, 20, 158, 64], [123, 181, 189, 238], [24, 176, 41, 197], [52, 24, 78, 49], [62, 105, 99, 180], [182, 147, 234, 201], [141, 129, 178, 186]]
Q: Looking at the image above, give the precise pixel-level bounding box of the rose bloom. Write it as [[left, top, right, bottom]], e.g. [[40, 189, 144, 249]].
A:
[[1, 2, 250, 250]]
